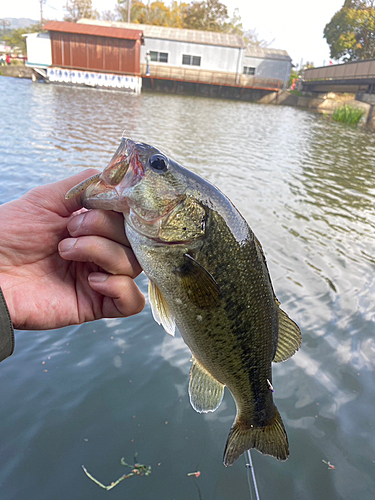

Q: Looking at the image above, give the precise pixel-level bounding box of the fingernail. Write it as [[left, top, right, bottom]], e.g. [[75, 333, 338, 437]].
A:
[[69, 213, 85, 233], [59, 238, 77, 252], [89, 272, 109, 283]]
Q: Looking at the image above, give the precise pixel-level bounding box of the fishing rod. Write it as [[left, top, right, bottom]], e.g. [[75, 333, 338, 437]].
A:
[[245, 450, 260, 500]]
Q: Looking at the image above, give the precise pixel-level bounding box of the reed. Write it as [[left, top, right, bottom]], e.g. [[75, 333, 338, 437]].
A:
[[331, 105, 365, 125]]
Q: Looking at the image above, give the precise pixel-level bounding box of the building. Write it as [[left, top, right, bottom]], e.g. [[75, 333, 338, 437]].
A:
[[79, 19, 291, 89], [243, 46, 292, 87], [25, 19, 291, 95], [25, 21, 144, 92]]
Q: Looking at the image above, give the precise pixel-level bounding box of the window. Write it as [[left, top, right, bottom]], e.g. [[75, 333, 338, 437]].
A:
[[243, 66, 256, 75], [182, 54, 201, 66], [150, 51, 169, 63]]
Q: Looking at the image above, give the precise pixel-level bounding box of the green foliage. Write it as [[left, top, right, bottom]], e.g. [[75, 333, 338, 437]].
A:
[[324, 0, 375, 61], [64, 0, 99, 22], [116, 0, 188, 27], [183, 0, 228, 32], [115, 0, 245, 35], [3, 23, 42, 54], [331, 104, 365, 124]]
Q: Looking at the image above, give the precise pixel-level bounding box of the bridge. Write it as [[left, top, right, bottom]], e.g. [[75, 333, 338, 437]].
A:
[[302, 59, 375, 94]]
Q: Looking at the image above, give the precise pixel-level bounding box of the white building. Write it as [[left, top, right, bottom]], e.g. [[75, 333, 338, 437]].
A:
[[79, 19, 291, 88], [243, 46, 292, 85]]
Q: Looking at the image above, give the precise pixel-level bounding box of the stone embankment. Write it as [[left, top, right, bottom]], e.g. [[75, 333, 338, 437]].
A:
[[0, 65, 33, 79], [260, 90, 375, 130]]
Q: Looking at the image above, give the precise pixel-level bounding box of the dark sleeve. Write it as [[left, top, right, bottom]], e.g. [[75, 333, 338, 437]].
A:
[[0, 287, 15, 362]]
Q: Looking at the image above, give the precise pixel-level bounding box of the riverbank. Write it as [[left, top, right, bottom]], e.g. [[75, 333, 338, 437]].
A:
[[260, 90, 375, 130], [1, 66, 374, 130], [0, 65, 33, 79]]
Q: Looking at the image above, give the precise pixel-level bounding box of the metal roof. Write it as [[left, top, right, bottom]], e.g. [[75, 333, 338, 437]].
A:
[[78, 19, 245, 48], [245, 46, 291, 61], [42, 21, 143, 41]]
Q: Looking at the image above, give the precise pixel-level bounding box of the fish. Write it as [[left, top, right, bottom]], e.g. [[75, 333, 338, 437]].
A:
[[66, 137, 302, 466]]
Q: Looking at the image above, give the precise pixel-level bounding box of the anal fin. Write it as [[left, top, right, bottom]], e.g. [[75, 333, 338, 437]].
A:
[[148, 280, 175, 336], [189, 357, 224, 413], [273, 307, 302, 362]]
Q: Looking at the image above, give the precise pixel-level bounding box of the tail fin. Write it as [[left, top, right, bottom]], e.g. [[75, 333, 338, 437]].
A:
[[223, 407, 289, 466]]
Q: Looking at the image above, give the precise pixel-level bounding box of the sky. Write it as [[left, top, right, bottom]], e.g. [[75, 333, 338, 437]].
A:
[[1, 0, 345, 67]]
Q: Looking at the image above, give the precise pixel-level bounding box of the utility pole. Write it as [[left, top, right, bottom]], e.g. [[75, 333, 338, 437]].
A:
[[40, 0, 45, 25], [127, 0, 132, 23]]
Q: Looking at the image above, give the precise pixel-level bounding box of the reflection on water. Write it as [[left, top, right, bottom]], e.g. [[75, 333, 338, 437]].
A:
[[1, 77, 375, 500]]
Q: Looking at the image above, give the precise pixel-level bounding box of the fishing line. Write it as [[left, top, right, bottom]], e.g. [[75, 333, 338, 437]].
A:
[[245, 450, 260, 500]]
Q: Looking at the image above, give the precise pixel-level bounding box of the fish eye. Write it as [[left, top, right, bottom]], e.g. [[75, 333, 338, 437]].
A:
[[149, 155, 167, 172]]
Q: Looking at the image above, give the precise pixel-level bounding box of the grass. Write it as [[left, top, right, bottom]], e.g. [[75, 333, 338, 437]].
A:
[[331, 104, 365, 125]]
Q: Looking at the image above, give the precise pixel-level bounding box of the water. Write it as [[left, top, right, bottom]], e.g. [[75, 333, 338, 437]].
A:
[[0, 77, 375, 499]]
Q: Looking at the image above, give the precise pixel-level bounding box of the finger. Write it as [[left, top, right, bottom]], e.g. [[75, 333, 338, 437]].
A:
[[88, 273, 145, 318], [58, 236, 142, 278], [67, 209, 129, 247]]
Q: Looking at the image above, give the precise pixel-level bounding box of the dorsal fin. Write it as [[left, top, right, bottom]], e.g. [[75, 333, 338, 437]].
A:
[[148, 280, 175, 336], [273, 308, 302, 362], [189, 357, 225, 413]]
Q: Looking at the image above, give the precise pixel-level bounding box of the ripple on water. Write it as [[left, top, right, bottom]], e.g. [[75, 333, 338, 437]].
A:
[[1, 77, 375, 500]]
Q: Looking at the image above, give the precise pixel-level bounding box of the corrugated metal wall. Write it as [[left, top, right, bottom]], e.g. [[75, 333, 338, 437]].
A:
[[50, 32, 141, 75]]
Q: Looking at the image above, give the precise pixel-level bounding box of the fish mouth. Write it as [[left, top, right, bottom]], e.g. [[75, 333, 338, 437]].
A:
[[81, 137, 143, 211]]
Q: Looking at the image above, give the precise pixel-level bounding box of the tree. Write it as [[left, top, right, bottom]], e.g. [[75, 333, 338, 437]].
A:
[[183, 0, 229, 31], [243, 28, 273, 47], [4, 23, 42, 55], [116, 0, 189, 27], [223, 7, 243, 35], [324, 0, 375, 61], [111, 0, 271, 42], [64, 0, 99, 22], [101, 10, 118, 21]]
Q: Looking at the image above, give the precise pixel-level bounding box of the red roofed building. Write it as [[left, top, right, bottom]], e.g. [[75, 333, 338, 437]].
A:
[[25, 21, 144, 92], [43, 21, 143, 75]]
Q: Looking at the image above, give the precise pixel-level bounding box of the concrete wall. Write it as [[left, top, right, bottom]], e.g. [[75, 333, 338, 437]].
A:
[[25, 32, 52, 67], [141, 39, 242, 73], [0, 65, 33, 78], [243, 55, 291, 87]]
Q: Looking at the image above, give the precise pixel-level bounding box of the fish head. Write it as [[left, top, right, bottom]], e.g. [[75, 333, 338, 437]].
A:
[[73, 137, 206, 243]]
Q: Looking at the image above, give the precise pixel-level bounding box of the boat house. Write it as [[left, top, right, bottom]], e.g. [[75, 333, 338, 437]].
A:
[[79, 19, 291, 91], [25, 19, 291, 97], [26, 21, 144, 91]]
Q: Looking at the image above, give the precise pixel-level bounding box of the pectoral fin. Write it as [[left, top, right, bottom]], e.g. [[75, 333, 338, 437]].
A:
[[189, 357, 225, 413], [148, 280, 175, 336], [273, 308, 302, 362], [174, 254, 220, 308]]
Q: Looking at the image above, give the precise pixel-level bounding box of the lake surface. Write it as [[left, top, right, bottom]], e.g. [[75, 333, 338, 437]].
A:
[[1, 76, 375, 500]]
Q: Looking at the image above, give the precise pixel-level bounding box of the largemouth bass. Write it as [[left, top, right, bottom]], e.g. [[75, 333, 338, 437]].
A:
[[67, 137, 302, 466]]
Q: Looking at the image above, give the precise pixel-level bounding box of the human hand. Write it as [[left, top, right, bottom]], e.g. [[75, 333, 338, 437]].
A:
[[0, 170, 145, 330]]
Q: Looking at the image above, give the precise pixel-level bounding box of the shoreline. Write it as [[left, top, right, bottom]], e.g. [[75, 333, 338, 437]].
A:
[[1, 66, 374, 130]]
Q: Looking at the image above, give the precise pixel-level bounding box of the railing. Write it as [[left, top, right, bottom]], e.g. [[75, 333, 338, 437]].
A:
[[304, 59, 375, 82], [140, 63, 283, 90]]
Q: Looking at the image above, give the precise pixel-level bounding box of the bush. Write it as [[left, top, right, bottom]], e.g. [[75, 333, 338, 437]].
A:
[[331, 104, 365, 125]]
